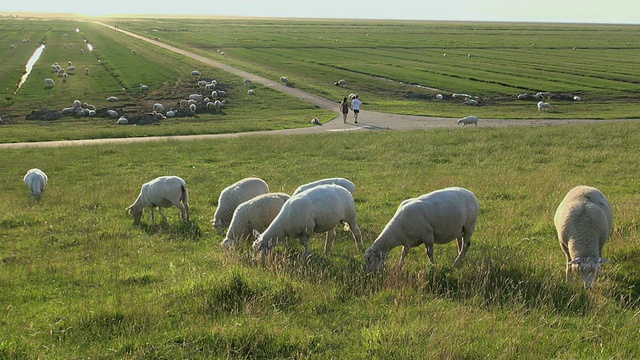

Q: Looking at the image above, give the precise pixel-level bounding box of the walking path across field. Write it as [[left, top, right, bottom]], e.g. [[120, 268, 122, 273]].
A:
[[1, 22, 638, 150]]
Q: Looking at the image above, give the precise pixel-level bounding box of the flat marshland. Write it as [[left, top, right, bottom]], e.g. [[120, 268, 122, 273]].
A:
[[1, 16, 640, 359], [3, 122, 640, 358]]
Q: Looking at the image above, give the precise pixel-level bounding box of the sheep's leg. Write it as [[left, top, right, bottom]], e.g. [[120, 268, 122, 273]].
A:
[[561, 243, 572, 282], [452, 225, 472, 267], [158, 208, 168, 223], [150, 207, 156, 222], [398, 246, 409, 268], [425, 243, 434, 264], [172, 202, 187, 223], [349, 222, 364, 252], [324, 229, 336, 256], [299, 234, 311, 257]]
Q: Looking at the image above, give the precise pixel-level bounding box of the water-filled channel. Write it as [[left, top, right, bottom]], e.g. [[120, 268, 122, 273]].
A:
[[15, 44, 45, 94]]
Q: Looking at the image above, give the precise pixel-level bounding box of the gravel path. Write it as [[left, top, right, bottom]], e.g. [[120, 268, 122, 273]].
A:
[[1, 23, 638, 150]]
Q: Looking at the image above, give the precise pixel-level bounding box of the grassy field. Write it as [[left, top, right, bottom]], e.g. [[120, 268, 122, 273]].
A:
[[1, 17, 640, 144], [2, 121, 640, 358]]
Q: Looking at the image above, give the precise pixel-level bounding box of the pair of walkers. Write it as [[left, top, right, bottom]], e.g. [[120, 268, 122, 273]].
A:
[[340, 95, 361, 123]]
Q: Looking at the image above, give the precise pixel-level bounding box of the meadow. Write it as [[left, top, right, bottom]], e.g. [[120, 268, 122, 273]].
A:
[[1, 17, 640, 143], [2, 122, 640, 358]]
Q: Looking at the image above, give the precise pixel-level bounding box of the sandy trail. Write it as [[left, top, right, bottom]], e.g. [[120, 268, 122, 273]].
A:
[[1, 23, 638, 150]]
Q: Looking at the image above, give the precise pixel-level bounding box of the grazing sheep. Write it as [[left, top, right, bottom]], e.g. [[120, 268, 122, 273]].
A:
[[457, 115, 478, 127], [554, 186, 613, 289], [452, 93, 471, 99], [140, 84, 149, 91], [364, 187, 479, 273], [349, 93, 358, 99], [212, 100, 224, 111], [107, 96, 119, 102], [247, 89, 255, 95], [127, 176, 190, 224], [116, 116, 128, 125], [465, 99, 478, 106], [311, 118, 321, 125], [280, 76, 289, 84], [206, 101, 217, 111], [166, 110, 177, 118], [216, 90, 228, 98], [62, 73, 68, 82], [573, 96, 582, 101], [131, 50, 137, 55], [23, 168, 48, 203], [293, 177, 355, 196], [188, 94, 204, 102], [189, 103, 197, 116], [106, 109, 119, 118], [537, 101, 551, 111], [67, 66, 75, 73], [9, 44, 16, 49], [212, 177, 270, 229], [57, 69, 65, 77], [252, 184, 364, 256], [179, 99, 191, 109], [221, 192, 291, 248], [335, 79, 347, 86], [153, 103, 164, 112], [191, 70, 201, 77], [44, 78, 55, 87], [84, 68, 90, 75], [80, 49, 84, 54], [244, 79, 252, 85], [435, 94, 444, 100]]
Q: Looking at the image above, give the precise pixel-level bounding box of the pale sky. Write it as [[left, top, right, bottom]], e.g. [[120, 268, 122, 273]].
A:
[[2, 0, 638, 24]]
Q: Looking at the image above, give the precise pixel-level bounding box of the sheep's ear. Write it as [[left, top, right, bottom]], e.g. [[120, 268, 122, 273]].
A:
[[568, 258, 583, 265], [598, 257, 613, 263]]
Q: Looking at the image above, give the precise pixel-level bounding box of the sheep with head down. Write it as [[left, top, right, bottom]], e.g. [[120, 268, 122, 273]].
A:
[[23, 168, 48, 203], [364, 187, 479, 273], [554, 185, 613, 289], [127, 176, 189, 224], [212, 177, 270, 230], [221, 192, 291, 248], [252, 184, 363, 257]]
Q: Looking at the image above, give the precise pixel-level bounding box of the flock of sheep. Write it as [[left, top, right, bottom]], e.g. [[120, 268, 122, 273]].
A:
[[24, 169, 613, 289]]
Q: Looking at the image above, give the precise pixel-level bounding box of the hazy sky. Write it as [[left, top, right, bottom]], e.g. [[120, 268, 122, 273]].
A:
[[3, 0, 638, 24]]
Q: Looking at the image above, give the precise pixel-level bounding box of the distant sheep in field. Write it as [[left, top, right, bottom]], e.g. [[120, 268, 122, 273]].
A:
[[80, 49, 84, 54], [116, 116, 128, 125], [311, 118, 321, 125], [574, 96, 582, 101], [189, 94, 203, 102], [221, 192, 291, 248], [537, 101, 550, 111], [23, 168, 48, 203], [140, 84, 149, 91], [435, 94, 444, 100], [62, 73, 68, 82], [107, 96, 119, 102], [84, 68, 90, 75], [166, 110, 177, 118], [127, 176, 189, 224], [335, 79, 347, 86], [9, 45, 16, 49], [131, 50, 137, 55], [364, 187, 479, 273], [153, 103, 164, 112], [465, 99, 478, 106], [247, 89, 255, 95], [106, 110, 119, 118], [212, 177, 270, 229], [457, 115, 478, 127], [67, 66, 75, 73], [252, 184, 364, 257], [189, 103, 197, 116], [349, 93, 358, 99], [554, 185, 613, 289], [244, 79, 252, 86], [191, 70, 201, 77], [452, 93, 471, 99], [44, 78, 55, 87], [280, 76, 288, 84]]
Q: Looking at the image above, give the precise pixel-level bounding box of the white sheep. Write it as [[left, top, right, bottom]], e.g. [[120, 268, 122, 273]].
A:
[[335, 79, 347, 86], [293, 177, 355, 196], [435, 94, 444, 100], [166, 110, 177, 118], [280, 76, 289, 84], [212, 177, 270, 229], [44, 78, 55, 87], [247, 89, 255, 95], [252, 184, 364, 256], [537, 101, 550, 111], [67, 66, 76, 73], [153, 103, 164, 112], [465, 99, 478, 106], [23, 168, 48, 203], [131, 50, 137, 55], [106, 109, 119, 118], [140, 84, 149, 91], [554, 186, 613, 289], [84, 68, 90, 75], [188, 94, 203, 102], [127, 176, 190, 224], [107, 96, 119, 102], [189, 103, 197, 116], [573, 96, 582, 101], [311, 118, 321, 125], [116, 116, 128, 125], [221, 192, 291, 248], [457, 115, 478, 127], [191, 70, 201, 77], [364, 187, 479, 273]]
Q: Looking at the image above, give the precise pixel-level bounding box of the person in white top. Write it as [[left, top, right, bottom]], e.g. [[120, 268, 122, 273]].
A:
[[350, 95, 361, 123]]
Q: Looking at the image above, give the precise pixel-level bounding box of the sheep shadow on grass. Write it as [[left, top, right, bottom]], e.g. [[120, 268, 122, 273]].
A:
[[138, 220, 202, 241]]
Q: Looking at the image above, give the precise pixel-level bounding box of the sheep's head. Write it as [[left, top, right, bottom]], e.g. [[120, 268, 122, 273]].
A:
[[126, 205, 143, 224], [569, 257, 611, 289], [364, 248, 386, 274]]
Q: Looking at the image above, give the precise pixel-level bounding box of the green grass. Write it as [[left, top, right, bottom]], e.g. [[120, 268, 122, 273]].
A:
[[2, 122, 640, 358]]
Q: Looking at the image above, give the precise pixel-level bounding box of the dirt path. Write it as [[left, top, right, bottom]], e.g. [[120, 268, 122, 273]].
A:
[[1, 23, 638, 150]]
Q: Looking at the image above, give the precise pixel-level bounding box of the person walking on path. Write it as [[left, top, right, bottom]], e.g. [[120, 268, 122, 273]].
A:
[[351, 95, 361, 123], [339, 97, 350, 123]]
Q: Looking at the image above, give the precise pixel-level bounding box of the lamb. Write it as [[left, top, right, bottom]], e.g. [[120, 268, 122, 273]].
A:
[[44, 78, 55, 87], [221, 192, 291, 248], [23, 168, 48, 203], [364, 187, 479, 273], [293, 177, 355, 196], [127, 176, 190, 224], [537, 101, 550, 111], [280, 76, 289, 84], [252, 184, 364, 256], [554, 185, 613, 289], [211, 177, 270, 229], [457, 115, 478, 127]]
